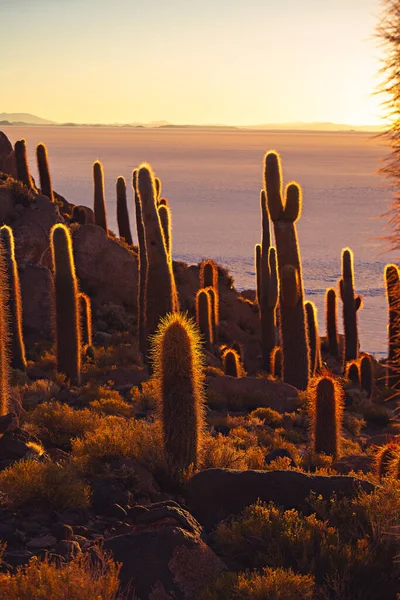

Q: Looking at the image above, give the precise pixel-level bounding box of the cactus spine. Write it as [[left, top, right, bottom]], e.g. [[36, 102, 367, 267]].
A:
[[158, 204, 171, 257], [137, 164, 178, 340], [0, 245, 10, 416], [305, 301, 321, 376], [360, 354, 373, 399], [264, 151, 309, 389], [14, 139, 33, 189], [339, 248, 362, 364], [196, 289, 213, 347], [223, 348, 241, 377], [310, 375, 343, 458], [132, 169, 148, 359], [93, 161, 108, 233], [325, 288, 339, 358], [152, 312, 205, 475], [36, 143, 54, 202], [385, 264, 400, 388], [50, 224, 81, 386], [0, 226, 26, 370], [79, 292, 92, 347], [116, 176, 133, 245]]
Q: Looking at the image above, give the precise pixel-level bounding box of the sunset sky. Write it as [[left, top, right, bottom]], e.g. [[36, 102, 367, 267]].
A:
[[1, 0, 386, 126]]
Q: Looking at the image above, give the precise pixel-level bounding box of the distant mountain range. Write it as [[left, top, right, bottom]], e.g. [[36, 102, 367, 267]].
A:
[[0, 113, 386, 132]]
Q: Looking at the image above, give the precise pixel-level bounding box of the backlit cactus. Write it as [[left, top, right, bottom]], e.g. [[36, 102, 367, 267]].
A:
[[207, 287, 219, 344], [347, 361, 360, 385], [0, 245, 10, 416], [360, 354, 373, 399], [132, 168, 148, 358], [152, 312, 205, 475], [255, 243, 261, 305], [158, 203, 171, 257], [79, 292, 92, 347], [36, 143, 54, 202], [325, 288, 339, 358], [50, 224, 81, 386], [385, 264, 400, 388], [264, 151, 309, 389], [116, 176, 133, 245], [309, 375, 344, 458], [375, 443, 400, 481], [14, 139, 33, 189], [200, 260, 219, 343], [196, 289, 213, 347], [271, 346, 282, 378], [93, 161, 108, 233], [305, 301, 321, 376], [0, 226, 26, 370], [223, 348, 242, 377], [339, 248, 362, 364]]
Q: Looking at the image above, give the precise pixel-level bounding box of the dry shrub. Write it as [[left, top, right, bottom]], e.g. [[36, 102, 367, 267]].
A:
[[0, 547, 123, 600], [90, 397, 134, 418], [20, 379, 60, 410], [93, 343, 141, 370], [0, 459, 90, 510], [249, 407, 284, 428], [79, 383, 125, 406], [130, 379, 158, 414], [201, 432, 265, 470]]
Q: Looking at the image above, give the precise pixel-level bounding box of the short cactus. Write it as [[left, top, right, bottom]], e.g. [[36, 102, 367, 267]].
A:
[[223, 348, 242, 377], [158, 204, 171, 257], [325, 288, 339, 358], [0, 226, 26, 370], [14, 139, 33, 189], [339, 248, 362, 364], [116, 176, 133, 245], [375, 443, 400, 481], [159, 197, 169, 207], [360, 354, 373, 399], [347, 361, 360, 385], [50, 224, 81, 386], [36, 143, 54, 202], [305, 301, 321, 376], [79, 292, 92, 347], [309, 375, 344, 458], [385, 264, 400, 388], [151, 312, 205, 475], [196, 289, 213, 347], [93, 161, 108, 233]]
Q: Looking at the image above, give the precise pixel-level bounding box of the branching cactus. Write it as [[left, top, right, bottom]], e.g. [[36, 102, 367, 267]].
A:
[[223, 348, 242, 377], [137, 164, 179, 340], [0, 226, 26, 370], [79, 292, 93, 347], [309, 375, 344, 458], [264, 151, 309, 389], [132, 169, 147, 359], [305, 301, 321, 376], [36, 143, 54, 202], [14, 139, 33, 189], [50, 224, 81, 386], [196, 289, 213, 347], [151, 312, 205, 476], [116, 176, 133, 245], [158, 204, 171, 257], [339, 248, 362, 364], [93, 161, 108, 233], [0, 245, 10, 416], [325, 288, 339, 358], [360, 354, 373, 399], [385, 264, 400, 388]]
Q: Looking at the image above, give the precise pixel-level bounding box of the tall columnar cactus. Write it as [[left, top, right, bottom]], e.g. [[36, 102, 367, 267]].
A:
[[0, 245, 10, 416], [152, 312, 205, 475], [36, 143, 54, 202], [223, 348, 242, 377], [200, 260, 219, 342], [339, 248, 362, 364], [264, 151, 309, 389], [50, 224, 81, 386], [255, 243, 261, 305], [137, 164, 178, 340], [207, 287, 219, 344], [309, 375, 344, 458], [116, 176, 133, 245], [93, 161, 108, 233], [0, 226, 26, 370], [360, 354, 373, 399], [14, 139, 33, 189], [347, 361, 360, 385], [79, 292, 92, 347], [196, 289, 213, 347], [325, 288, 339, 358], [158, 204, 171, 257], [385, 264, 400, 388], [305, 301, 321, 376], [132, 169, 147, 358], [271, 346, 282, 378]]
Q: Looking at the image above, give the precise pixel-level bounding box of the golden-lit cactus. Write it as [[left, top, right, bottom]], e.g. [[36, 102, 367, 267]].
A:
[[360, 354, 373, 399], [158, 203, 171, 257], [50, 224, 81, 386], [375, 443, 400, 481], [155, 177, 162, 203], [36, 143, 54, 202], [255, 243, 261, 305], [325, 288, 339, 358], [0, 226, 26, 370], [159, 197, 169, 207], [305, 301, 321, 376], [339, 248, 362, 364], [0, 245, 10, 416], [151, 312, 205, 475], [207, 287, 219, 345], [116, 176, 133, 245], [385, 263, 400, 388], [196, 289, 213, 347], [93, 161, 108, 233], [137, 164, 179, 340], [79, 292, 93, 347], [271, 346, 282, 378], [346, 361, 360, 385], [309, 375, 344, 458], [223, 348, 242, 377], [264, 151, 309, 389], [14, 139, 33, 189], [132, 168, 147, 358], [200, 260, 219, 342]]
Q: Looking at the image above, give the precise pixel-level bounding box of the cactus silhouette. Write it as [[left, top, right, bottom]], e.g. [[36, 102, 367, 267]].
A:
[[0, 245, 10, 416], [271, 346, 282, 378], [309, 375, 343, 458], [159, 197, 169, 207], [255, 243, 261, 305], [151, 312, 205, 475], [360, 354, 373, 399], [196, 289, 213, 347], [158, 204, 171, 257], [14, 139, 33, 189], [200, 259, 218, 289], [116, 176, 133, 245], [207, 287, 219, 344], [264, 151, 309, 389], [137, 164, 178, 340], [347, 361, 360, 385], [155, 177, 162, 202], [72, 206, 87, 225], [339, 248, 362, 364], [132, 169, 147, 358], [36, 143, 54, 202], [50, 224, 81, 386], [305, 301, 321, 376], [200, 260, 219, 342], [0, 226, 26, 370], [325, 288, 339, 358], [93, 161, 108, 233], [223, 348, 242, 377], [385, 264, 400, 388], [376, 443, 400, 480], [79, 292, 92, 347]]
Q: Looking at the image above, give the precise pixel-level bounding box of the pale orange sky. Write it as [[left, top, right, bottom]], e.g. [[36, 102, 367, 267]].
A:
[[0, 0, 387, 126]]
